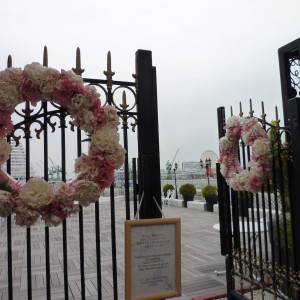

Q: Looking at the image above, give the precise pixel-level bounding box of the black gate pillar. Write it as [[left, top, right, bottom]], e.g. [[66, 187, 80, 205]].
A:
[[136, 50, 162, 219], [279, 39, 300, 271], [287, 98, 300, 270], [278, 38, 300, 126]]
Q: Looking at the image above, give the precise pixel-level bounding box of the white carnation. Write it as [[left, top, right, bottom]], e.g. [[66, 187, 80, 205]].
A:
[[0, 190, 12, 217], [0, 139, 12, 164], [73, 180, 101, 207], [226, 116, 238, 128], [253, 138, 270, 158], [20, 178, 53, 209], [0, 82, 20, 110], [91, 126, 120, 151], [219, 136, 232, 150]]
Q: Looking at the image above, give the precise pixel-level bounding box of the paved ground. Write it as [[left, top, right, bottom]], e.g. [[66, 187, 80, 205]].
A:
[[0, 199, 227, 300]]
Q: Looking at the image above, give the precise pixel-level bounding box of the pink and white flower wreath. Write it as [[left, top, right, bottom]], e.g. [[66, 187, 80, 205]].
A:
[[0, 63, 125, 227], [219, 116, 272, 193]]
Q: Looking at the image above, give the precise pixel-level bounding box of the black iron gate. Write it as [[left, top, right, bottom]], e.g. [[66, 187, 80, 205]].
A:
[[217, 38, 300, 299], [2, 47, 161, 299]]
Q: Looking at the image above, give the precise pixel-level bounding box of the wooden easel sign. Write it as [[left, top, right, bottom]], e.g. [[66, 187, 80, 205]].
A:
[[125, 218, 181, 300]]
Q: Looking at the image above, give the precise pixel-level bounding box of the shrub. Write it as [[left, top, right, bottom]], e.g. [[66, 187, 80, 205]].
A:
[[162, 184, 175, 193], [201, 185, 217, 198], [179, 183, 196, 195]]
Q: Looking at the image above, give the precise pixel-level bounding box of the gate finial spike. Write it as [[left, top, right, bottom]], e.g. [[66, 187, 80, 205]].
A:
[[261, 101, 266, 127], [104, 51, 115, 89], [7, 55, 12, 68], [43, 46, 48, 67], [239, 102, 243, 117], [72, 47, 85, 76], [249, 99, 254, 117]]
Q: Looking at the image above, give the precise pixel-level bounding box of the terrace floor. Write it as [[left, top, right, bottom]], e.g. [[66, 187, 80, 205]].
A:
[[0, 199, 227, 299]]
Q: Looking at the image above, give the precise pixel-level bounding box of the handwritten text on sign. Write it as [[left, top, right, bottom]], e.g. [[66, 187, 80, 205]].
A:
[[131, 224, 175, 298]]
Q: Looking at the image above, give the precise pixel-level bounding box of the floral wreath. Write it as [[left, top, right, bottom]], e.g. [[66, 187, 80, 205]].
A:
[[219, 116, 272, 193], [0, 63, 126, 227]]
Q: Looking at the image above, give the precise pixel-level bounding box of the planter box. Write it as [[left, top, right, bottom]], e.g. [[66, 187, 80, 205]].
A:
[[182, 194, 195, 208], [205, 195, 218, 212]]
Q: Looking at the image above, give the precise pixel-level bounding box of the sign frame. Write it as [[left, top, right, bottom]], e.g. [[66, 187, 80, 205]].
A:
[[125, 218, 181, 300]]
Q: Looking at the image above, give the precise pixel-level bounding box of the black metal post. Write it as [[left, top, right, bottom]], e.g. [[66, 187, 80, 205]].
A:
[[174, 167, 178, 199], [136, 50, 161, 219], [206, 165, 210, 185]]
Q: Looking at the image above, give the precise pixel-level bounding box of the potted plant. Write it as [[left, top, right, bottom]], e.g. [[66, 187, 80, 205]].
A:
[[162, 184, 175, 197], [179, 183, 196, 208], [201, 184, 218, 212]]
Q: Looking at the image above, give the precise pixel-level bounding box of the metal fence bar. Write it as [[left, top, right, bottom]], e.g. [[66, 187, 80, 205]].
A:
[[122, 115, 130, 220], [132, 158, 138, 217], [95, 200, 102, 299], [42, 101, 51, 300], [110, 185, 118, 299], [6, 136, 13, 300], [76, 125, 86, 299], [61, 110, 69, 299], [42, 48, 51, 300], [7, 215, 12, 300], [25, 119, 32, 300]]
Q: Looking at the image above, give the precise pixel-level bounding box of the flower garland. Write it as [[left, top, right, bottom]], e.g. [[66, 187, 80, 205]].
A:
[[219, 116, 272, 193], [0, 63, 126, 227]]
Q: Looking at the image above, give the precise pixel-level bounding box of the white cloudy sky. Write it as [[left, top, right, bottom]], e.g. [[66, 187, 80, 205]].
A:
[[1, 0, 300, 176]]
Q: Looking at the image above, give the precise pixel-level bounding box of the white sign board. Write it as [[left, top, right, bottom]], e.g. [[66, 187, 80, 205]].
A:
[[125, 218, 181, 300]]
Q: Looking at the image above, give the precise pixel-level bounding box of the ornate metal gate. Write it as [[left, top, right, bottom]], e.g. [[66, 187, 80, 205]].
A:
[[1, 47, 161, 299], [217, 38, 300, 299]]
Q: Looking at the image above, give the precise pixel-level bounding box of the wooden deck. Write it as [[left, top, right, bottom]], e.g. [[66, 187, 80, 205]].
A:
[[0, 200, 227, 299]]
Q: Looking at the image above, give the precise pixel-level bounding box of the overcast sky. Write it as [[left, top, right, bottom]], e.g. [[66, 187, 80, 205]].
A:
[[1, 0, 300, 176]]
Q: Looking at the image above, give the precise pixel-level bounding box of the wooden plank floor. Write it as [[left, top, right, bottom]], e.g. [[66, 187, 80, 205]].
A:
[[0, 200, 227, 299]]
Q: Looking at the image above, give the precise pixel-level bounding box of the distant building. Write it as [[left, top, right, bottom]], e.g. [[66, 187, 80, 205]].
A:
[[182, 161, 200, 172], [3, 140, 36, 184]]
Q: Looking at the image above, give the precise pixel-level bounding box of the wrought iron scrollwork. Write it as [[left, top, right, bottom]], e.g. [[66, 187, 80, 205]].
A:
[[231, 247, 300, 299], [289, 58, 300, 96]]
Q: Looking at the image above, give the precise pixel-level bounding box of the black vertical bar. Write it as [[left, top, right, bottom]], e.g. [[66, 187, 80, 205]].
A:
[[132, 158, 137, 218], [7, 215, 12, 300], [79, 205, 85, 299], [123, 120, 130, 220], [42, 101, 51, 300], [95, 200, 102, 299], [217, 107, 232, 256], [25, 120, 32, 300], [6, 138, 13, 300], [136, 50, 161, 219], [106, 58, 118, 298], [216, 163, 231, 255], [62, 220, 68, 299], [42, 50, 51, 300], [61, 110, 69, 299], [287, 98, 300, 271], [141, 156, 153, 219], [110, 185, 118, 299], [76, 126, 86, 299]]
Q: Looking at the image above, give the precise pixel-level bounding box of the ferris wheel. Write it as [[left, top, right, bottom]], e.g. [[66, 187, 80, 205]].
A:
[[200, 150, 219, 170]]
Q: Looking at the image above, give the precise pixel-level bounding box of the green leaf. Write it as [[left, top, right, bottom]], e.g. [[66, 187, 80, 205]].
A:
[[0, 179, 12, 193], [270, 146, 277, 155]]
